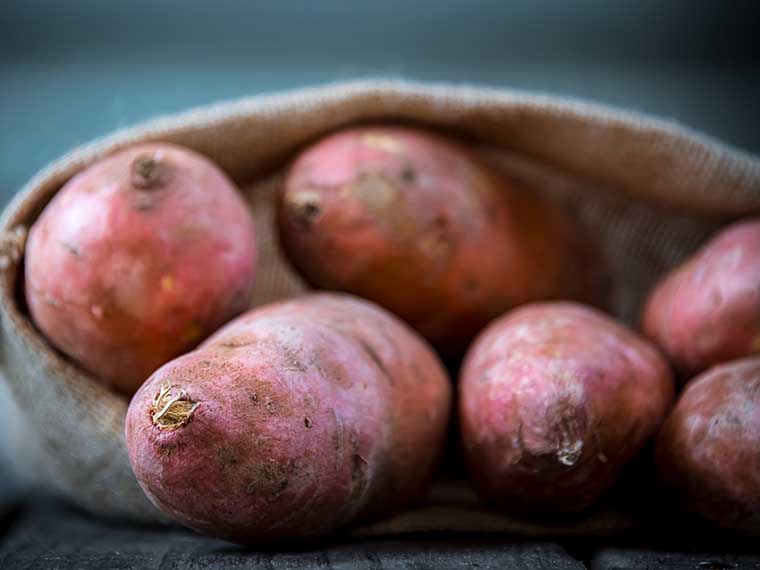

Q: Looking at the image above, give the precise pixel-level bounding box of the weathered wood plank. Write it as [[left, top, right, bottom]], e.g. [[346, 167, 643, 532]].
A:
[[0, 500, 585, 570], [591, 547, 760, 570]]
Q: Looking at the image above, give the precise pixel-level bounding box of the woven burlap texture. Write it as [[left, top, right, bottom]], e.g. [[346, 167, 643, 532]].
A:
[[0, 80, 758, 535]]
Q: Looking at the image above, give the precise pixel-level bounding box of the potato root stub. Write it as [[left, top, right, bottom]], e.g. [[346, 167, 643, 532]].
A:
[[24, 143, 257, 394], [655, 357, 760, 532], [642, 218, 760, 380], [459, 302, 674, 515], [125, 293, 452, 543], [277, 126, 606, 356]]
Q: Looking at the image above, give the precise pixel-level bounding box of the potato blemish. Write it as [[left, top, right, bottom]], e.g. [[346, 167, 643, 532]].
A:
[[151, 382, 199, 431]]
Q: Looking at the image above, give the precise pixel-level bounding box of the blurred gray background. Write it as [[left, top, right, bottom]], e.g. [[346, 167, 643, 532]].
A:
[[0, 0, 758, 500]]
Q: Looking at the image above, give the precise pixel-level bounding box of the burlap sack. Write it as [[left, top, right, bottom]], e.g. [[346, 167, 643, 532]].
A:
[[1, 80, 758, 535]]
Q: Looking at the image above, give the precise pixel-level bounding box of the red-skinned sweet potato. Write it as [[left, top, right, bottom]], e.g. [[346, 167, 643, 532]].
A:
[[655, 357, 760, 532], [125, 293, 451, 543], [25, 143, 256, 394], [459, 302, 674, 514], [277, 126, 604, 355], [642, 218, 760, 379]]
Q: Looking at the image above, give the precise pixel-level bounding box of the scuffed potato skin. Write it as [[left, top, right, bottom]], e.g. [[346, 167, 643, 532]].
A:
[[278, 126, 604, 356], [460, 302, 674, 515], [25, 143, 257, 394], [656, 357, 760, 533], [125, 293, 451, 543], [642, 218, 760, 380]]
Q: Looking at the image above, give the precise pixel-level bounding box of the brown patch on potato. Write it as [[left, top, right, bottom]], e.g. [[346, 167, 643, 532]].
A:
[[216, 445, 239, 471], [345, 173, 421, 242], [219, 339, 249, 350], [265, 479, 290, 504], [400, 165, 416, 183], [286, 190, 322, 231], [304, 417, 313, 428], [246, 460, 292, 504], [282, 345, 307, 372], [150, 382, 199, 431], [159, 443, 181, 459], [311, 349, 352, 388], [59, 240, 81, 256], [131, 154, 171, 190], [349, 173, 399, 214]]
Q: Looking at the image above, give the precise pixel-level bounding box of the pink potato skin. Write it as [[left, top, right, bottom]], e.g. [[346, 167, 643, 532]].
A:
[[655, 357, 760, 532], [25, 143, 257, 394], [125, 293, 451, 543], [278, 126, 604, 356], [459, 302, 674, 514], [642, 218, 760, 380]]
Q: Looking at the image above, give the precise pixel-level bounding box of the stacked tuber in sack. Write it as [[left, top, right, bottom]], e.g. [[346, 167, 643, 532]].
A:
[[22, 124, 760, 543]]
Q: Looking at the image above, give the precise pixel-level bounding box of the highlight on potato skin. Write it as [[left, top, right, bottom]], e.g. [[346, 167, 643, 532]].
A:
[[459, 302, 674, 515], [125, 293, 451, 543], [24, 143, 257, 395], [277, 125, 605, 357], [655, 357, 760, 533], [642, 218, 760, 381]]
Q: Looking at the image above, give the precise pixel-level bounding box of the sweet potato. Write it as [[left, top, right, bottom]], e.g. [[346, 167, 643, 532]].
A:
[[278, 125, 604, 355], [655, 357, 760, 532], [25, 143, 256, 394], [642, 218, 760, 379], [125, 293, 451, 542], [459, 302, 674, 514]]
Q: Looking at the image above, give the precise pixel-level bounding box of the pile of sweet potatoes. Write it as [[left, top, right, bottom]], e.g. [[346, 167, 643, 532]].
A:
[[23, 126, 760, 543]]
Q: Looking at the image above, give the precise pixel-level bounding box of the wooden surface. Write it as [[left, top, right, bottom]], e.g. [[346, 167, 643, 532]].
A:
[[1, 498, 759, 569]]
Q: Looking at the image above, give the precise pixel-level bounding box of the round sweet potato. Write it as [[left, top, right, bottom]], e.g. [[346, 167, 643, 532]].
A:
[[642, 218, 760, 379], [278, 125, 604, 355], [655, 357, 760, 532], [125, 293, 451, 543], [25, 143, 256, 394], [459, 302, 674, 514]]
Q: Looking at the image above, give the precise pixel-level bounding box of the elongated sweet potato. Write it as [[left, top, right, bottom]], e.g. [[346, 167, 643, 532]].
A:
[[642, 218, 760, 379], [125, 293, 451, 543], [459, 302, 674, 514], [24, 143, 257, 394], [278, 126, 604, 355], [655, 357, 760, 532]]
